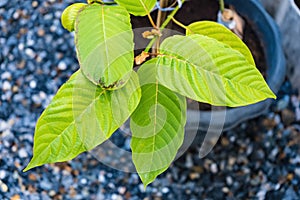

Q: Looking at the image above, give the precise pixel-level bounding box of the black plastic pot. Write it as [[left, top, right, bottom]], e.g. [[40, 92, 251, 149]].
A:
[[185, 0, 286, 136]]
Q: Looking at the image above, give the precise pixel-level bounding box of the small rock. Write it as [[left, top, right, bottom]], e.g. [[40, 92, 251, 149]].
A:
[[257, 189, 266, 200], [37, 29, 45, 37], [18, 148, 28, 158], [226, 176, 233, 186], [49, 190, 56, 197], [0, 170, 6, 179], [40, 180, 52, 190], [0, 0, 8, 7], [185, 154, 193, 168], [276, 95, 289, 111], [281, 109, 295, 126], [32, 94, 42, 105], [25, 48, 36, 59], [111, 194, 122, 200], [295, 168, 300, 177], [28, 173, 38, 181], [29, 80, 37, 89], [189, 172, 200, 180], [58, 61, 67, 71], [10, 194, 21, 200], [2, 81, 11, 91], [222, 187, 229, 193], [284, 186, 298, 200], [0, 182, 8, 193], [210, 163, 218, 174], [80, 178, 87, 185], [32, 1, 39, 8], [1, 72, 11, 80], [161, 187, 169, 194], [118, 186, 126, 195]]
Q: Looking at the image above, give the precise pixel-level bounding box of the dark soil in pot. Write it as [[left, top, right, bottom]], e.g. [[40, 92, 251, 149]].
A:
[[131, 0, 267, 111], [296, 0, 300, 9]]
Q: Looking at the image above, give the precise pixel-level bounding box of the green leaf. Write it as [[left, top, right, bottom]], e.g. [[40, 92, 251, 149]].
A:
[[155, 35, 275, 107], [24, 70, 141, 172], [61, 3, 87, 32], [75, 4, 134, 87], [130, 64, 186, 187], [186, 21, 255, 66], [115, 0, 156, 16]]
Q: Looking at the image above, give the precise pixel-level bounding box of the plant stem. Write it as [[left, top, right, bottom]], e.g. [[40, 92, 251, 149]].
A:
[[219, 0, 224, 12], [145, 0, 185, 53], [160, 0, 185, 29], [153, 0, 170, 54], [171, 17, 188, 30], [147, 14, 157, 29]]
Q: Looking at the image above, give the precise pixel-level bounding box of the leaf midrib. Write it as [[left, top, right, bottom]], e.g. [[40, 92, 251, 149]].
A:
[[101, 5, 110, 82], [139, 0, 150, 13]]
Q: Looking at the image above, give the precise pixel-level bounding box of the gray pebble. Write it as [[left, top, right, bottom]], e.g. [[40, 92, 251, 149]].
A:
[[0, 0, 8, 8]]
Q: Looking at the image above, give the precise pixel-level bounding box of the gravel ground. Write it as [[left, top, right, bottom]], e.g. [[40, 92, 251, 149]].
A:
[[1, 0, 300, 199]]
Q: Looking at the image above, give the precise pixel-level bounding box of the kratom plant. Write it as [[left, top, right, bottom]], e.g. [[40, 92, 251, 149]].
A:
[[24, 0, 276, 187]]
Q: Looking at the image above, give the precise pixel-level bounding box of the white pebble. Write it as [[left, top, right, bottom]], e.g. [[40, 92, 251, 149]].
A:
[[2, 81, 11, 91], [210, 163, 218, 173], [29, 80, 37, 89], [0, 120, 8, 131], [118, 186, 126, 195], [25, 48, 36, 58], [222, 187, 229, 193], [0, 170, 6, 179], [13, 11, 20, 19], [98, 172, 106, 183], [39, 91, 47, 100], [18, 148, 28, 158], [58, 61, 67, 71], [80, 178, 87, 185], [1, 71, 11, 80], [0, 182, 8, 193], [162, 187, 169, 193], [18, 43, 24, 51], [49, 190, 56, 197], [27, 39, 35, 47], [226, 176, 233, 185], [111, 194, 122, 200]]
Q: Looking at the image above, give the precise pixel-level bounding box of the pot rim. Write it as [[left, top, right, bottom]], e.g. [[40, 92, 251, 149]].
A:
[[291, 0, 300, 14]]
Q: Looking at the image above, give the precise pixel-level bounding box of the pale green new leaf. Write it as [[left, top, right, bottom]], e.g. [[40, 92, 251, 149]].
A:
[[75, 4, 134, 87], [61, 3, 87, 32], [115, 0, 156, 16], [186, 21, 255, 66], [156, 35, 275, 107], [130, 64, 186, 187], [24, 70, 141, 172]]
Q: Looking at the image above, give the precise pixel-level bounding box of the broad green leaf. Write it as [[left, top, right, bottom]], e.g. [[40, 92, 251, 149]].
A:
[[24, 70, 141, 172], [115, 0, 156, 16], [186, 21, 255, 66], [75, 4, 134, 87], [155, 35, 275, 107], [61, 3, 87, 32], [130, 64, 186, 187]]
